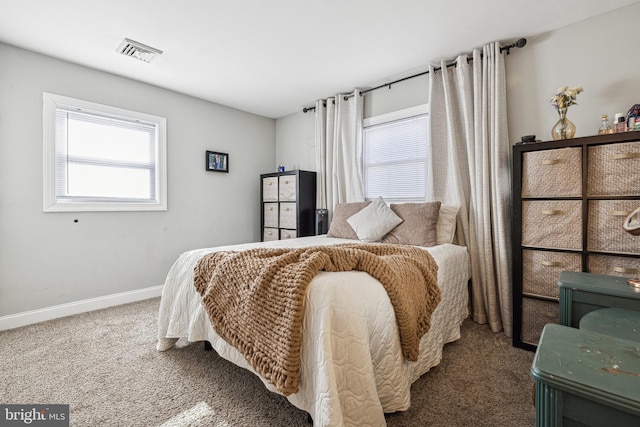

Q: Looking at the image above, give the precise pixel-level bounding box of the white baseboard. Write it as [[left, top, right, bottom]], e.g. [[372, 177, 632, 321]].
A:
[[0, 285, 163, 331]]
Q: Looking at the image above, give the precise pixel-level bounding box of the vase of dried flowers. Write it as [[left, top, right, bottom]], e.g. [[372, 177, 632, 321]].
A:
[[551, 107, 576, 140], [549, 86, 583, 140]]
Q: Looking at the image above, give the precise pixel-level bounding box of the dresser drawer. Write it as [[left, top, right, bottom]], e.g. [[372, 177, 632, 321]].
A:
[[588, 254, 640, 279], [587, 141, 640, 197], [522, 200, 582, 250], [280, 229, 297, 240], [279, 202, 297, 229], [522, 250, 581, 299], [522, 147, 582, 198], [587, 200, 640, 254], [263, 228, 279, 242], [521, 297, 558, 345], [278, 175, 297, 201], [262, 177, 278, 201], [263, 203, 278, 227]]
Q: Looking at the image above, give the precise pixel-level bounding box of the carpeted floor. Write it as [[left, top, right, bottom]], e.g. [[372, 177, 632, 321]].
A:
[[0, 298, 535, 426]]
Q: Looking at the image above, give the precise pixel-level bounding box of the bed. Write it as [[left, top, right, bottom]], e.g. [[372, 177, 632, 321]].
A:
[[157, 201, 470, 427]]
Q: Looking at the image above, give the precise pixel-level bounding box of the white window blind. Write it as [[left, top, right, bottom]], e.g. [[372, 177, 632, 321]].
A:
[[362, 105, 429, 202], [43, 93, 167, 212]]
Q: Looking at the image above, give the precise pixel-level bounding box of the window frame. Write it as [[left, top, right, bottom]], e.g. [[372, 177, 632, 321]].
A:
[[43, 92, 167, 212], [362, 104, 429, 202]]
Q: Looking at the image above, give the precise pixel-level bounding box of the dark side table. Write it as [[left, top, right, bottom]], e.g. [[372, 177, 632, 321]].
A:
[[557, 271, 640, 327]]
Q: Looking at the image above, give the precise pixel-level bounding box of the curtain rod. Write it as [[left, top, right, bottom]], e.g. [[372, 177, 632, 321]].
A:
[[303, 38, 527, 113]]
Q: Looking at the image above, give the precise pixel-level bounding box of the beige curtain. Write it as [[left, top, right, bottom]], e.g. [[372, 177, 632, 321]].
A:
[[428, 43, 512, 336], [314, 90, 365, 217]]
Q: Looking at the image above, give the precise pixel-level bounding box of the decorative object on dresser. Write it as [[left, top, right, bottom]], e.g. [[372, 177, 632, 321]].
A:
[[598, 113, 613, 135], [625, 104, 640, 132], [623, 207, 640, 236], [512, 131, 640, 350], [520, 134, 537, 144], [623, 207, 640, 288], [260, 170, 316, 241], [549, 86, 582, 140]]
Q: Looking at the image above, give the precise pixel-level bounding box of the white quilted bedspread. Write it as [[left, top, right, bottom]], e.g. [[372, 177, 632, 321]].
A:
[[157, 236, 470, 427]]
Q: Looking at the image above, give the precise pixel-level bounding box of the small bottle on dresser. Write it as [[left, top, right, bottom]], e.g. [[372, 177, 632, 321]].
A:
[[598, 114, 612, 135], [613, 113, 625, 133]]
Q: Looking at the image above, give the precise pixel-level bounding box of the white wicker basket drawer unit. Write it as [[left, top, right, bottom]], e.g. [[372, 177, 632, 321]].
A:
[[588, 254, 640, 279], [521, 200, 582, 250], [522, 250, 581, 299], [587, 199, 640, 254], [278, 175, 297, 201], [587, 141, 640, 197], [263, 203, 279, 228], [522, 147, 582, 198], [262, 177, 278, 201], [263, 228, 279, 242], [260, 170, 316, 242], [280, 229, 297, 240], [521, 298, 558, 345], [279, 202, 297, 229]]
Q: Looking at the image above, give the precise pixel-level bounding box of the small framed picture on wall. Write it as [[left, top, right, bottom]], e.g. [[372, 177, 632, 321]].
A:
[[206, 151, 229, 173]]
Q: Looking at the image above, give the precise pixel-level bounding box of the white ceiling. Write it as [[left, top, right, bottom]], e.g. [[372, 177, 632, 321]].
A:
[[0, 1, 637, 119]]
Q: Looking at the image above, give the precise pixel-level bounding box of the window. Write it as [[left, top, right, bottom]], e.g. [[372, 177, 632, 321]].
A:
[[362, 104, 429, 202], [43, 93, 167, 212]]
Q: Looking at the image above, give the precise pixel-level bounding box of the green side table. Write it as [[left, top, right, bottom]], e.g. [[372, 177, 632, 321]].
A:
[[532, 324, 640, 427], [557, 271, 640, 327], [579, 307, 640, 343]]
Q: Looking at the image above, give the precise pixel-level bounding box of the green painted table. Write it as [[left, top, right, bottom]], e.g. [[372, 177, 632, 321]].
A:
[[580, 307, 640, 343], [531, 324, 640, 427], [557, 271, 640, 327]]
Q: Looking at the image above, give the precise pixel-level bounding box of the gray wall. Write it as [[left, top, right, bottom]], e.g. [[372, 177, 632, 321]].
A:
[[274, 111, 315, 172], [506, 4, 640, 142], [275, 3, 640, 168], [0, 43, 275, 316]]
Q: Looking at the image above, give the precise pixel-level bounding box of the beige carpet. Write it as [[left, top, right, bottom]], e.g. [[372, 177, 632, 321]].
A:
[[0, 298, 535, 426]]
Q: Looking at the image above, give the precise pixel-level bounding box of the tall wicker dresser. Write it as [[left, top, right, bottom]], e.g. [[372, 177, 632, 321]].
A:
[[512, 131, 640, 350], [260, 170, 316, 242]]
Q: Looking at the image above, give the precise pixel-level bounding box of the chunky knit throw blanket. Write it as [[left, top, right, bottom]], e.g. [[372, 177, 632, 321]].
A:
[[193, 243, 440, 395]]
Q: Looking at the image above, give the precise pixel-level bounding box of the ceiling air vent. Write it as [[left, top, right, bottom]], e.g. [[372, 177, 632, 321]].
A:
[[117, 38, 163, 63]]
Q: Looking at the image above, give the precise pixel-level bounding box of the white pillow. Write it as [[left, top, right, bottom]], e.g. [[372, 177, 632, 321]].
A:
[[437, 205, 459, 244], [347, 197, 403, 242]]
